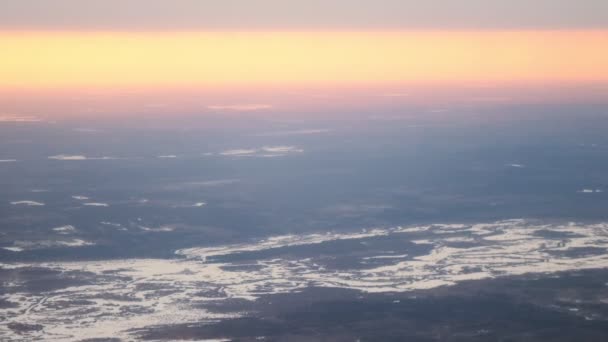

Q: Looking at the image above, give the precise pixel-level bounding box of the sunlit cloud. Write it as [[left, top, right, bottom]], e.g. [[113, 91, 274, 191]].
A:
[[207, 104, 274, 111], [0, 114, 42, 122], [463, 96, 512, 103], [378, 93, 410, 98]]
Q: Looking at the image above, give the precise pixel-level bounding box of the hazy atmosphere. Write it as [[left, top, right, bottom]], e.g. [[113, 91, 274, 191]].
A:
[[1, 1, 608, 341]]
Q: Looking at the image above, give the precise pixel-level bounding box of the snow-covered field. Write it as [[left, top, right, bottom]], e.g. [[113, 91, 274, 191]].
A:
[[2, 219, 608, 341]]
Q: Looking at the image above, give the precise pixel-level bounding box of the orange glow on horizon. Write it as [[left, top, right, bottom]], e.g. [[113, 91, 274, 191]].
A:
[[1, 31, 607, 89]]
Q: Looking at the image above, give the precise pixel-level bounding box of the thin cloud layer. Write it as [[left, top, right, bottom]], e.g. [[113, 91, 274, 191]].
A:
[[0, 114, 42, 122], [254, 129, 332, 137], [207, 104, 273, 112], [219, 149, 258, 157], [261, 146, 304, 153], [220, 146, 303, 158], [48, 155, 118, 161]]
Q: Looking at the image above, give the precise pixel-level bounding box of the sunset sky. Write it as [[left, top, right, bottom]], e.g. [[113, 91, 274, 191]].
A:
[[1, 1, 607, 117]]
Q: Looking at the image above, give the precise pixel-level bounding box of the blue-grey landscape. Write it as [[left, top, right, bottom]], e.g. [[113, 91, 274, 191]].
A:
[[3, 103, 608, 340]]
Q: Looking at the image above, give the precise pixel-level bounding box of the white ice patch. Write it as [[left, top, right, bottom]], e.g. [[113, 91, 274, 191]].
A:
[[507, 164, 525, 168], [57, 239, 94, 247], [2, 247, 24, 252], [72, 196, 89, 200], [139, 225, 175, 232], [178, 219, 608, 295], [363, 254, 409, 260], [52, 225, 76, 234], [100, 221, 122, 227], [5, 219, 608, 341], [579, 189, 603, 193], [0, 259, 237, 341], [9, 239, 94, 251], [100, 221, 127, 231], [157, 155, 178, 159], [0, 159, 17, 163], [193, 202, 207, 207], [378, 92, 410, 97], [10, 201, 45, 206]]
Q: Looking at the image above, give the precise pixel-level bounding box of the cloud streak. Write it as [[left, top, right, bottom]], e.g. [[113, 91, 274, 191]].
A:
[[48, 155, 118, 161], [207, 104, 273, 112], [0, 114, 42, 122], [220, 146, 303, 158], [254, 129, 332, 137]]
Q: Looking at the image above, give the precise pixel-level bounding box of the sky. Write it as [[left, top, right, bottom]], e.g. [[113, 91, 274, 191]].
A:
[[1, 0, 607, 30], [0, 1, 607, 117]]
